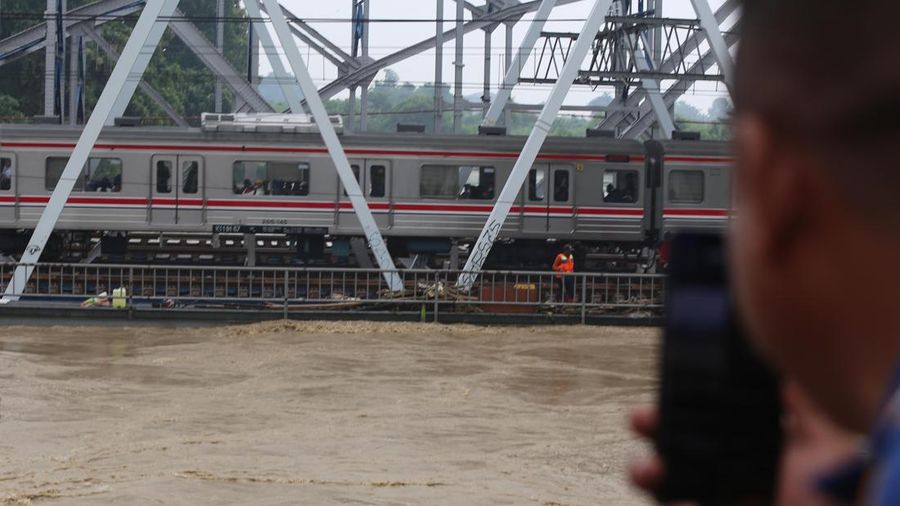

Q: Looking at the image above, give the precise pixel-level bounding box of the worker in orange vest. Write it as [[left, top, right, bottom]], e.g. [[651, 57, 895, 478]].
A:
[[553, 244, 576, 302]]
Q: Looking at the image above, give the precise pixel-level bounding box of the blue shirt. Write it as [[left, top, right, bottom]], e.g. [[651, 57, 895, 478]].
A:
[[820, 368, 900, 505]]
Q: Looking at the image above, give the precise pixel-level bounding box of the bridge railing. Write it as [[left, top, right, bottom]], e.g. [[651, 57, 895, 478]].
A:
[[0, 263, 665, 321]]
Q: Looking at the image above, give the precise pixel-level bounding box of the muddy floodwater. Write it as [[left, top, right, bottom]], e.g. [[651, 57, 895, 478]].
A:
[[0, 321, 657, 505]]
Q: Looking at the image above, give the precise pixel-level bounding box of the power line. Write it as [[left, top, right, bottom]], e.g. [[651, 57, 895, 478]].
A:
[[0, 12, 601, 24]]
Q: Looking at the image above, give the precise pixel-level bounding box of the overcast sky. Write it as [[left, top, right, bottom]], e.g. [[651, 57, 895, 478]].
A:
[[259, 0, 734, 114]]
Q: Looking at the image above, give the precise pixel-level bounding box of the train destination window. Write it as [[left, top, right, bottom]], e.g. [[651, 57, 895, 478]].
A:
[[0, 157, 11, 191], [369, 165, 386, 198], [420, 165, 495, 200], [182, 161, 199, 194], [554, 170, 570, 202], [45, 157, 122, 192], [156, 161, 172, 193], [528, 168, 547, 201], [602, 169, 639, 204], [233, 161, 310, 196], [669, 170, 705, 203]]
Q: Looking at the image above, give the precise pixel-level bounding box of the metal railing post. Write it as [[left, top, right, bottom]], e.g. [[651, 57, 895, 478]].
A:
[[433, 271, 440, 324], [283, 270, 289, 320], [581, 273, 588, 325], [128, 266, 134, 310]]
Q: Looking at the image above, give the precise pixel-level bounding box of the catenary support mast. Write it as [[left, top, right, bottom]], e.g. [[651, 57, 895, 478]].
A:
[[434, 0, 444, 132]]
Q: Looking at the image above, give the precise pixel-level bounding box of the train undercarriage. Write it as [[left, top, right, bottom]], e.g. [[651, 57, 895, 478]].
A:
[[0, 229, 656, 273]]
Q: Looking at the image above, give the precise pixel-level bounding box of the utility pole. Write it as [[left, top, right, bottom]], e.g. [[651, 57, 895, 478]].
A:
[[452, 0, 464, 133], [434, 0, 444, 133]]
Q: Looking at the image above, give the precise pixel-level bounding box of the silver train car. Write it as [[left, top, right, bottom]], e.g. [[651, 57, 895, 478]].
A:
[[0, 123, 731, 267]]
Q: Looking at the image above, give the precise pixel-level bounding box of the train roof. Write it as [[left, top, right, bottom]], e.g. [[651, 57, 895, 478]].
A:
[[1, 124, 731, 159]]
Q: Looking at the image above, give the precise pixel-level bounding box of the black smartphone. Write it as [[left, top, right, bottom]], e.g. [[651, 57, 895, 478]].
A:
[[655, 233, 782, 504]]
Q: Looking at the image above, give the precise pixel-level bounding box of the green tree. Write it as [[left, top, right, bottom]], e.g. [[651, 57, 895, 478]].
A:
[[0, 0, 249, 124], [0, 0, 57, 117], [0, 95, 24, 121]]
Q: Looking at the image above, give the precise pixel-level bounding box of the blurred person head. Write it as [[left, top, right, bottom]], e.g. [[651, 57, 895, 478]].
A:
[[730, 0, 900, 430]]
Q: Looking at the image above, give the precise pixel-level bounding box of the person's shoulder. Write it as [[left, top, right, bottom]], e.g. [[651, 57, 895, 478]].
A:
[[869, 419, 900, 504]]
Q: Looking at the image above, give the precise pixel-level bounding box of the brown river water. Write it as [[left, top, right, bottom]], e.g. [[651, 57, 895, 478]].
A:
[[0, 321, 657, 505]]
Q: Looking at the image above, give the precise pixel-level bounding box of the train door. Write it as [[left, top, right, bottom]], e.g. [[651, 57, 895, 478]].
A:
[[0, 153, 15, 224], [339, 159, 391, 230], [365, 160, 391, 230], [150, 155, 204, 226], [522, 164, 550, 233], [643, 141, 664, 243], [547, 165, 575, 234]]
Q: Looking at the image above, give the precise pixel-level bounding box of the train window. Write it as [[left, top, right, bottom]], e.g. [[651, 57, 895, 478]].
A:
[[156, 161, 172, 193], [458, 166, 495, 200], [528, 168, 547, 201], [420, 165, 457, 198], [669, 170, 705, 203], [554, 170, 570, 202], [370, 165, 386, 198], [420, 165, 496, 200], [182, 161, 199, 194], [233, 161, 310, 196], [0, 158, 11, 191], [602, 169, 639, 204], [45, 157, 122, 192]]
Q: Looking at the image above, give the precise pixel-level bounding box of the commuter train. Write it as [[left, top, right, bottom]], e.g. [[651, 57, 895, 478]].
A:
[[0, 118, 731, 268]]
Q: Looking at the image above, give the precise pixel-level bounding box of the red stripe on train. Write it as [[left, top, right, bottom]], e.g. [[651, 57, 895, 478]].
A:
[[663, 209, 730, 217], [577, 208, 645, 217], [17, 196, 148, 206], [664, 156, 734, 163], [150, 198, 204, 206], [520, 206, 576, 214], [393, 203, 495, 213], [205, 200, 391, 211]]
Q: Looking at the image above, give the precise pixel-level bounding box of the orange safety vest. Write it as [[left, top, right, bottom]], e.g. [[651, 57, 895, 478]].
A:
[[553, 253, 574, 277]]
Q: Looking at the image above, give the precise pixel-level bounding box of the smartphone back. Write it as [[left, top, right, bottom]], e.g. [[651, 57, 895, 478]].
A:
[[655, 233, 782, 504]]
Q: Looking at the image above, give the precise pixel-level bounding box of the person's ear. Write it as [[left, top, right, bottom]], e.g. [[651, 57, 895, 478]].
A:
[[734, 116, 812, 266]]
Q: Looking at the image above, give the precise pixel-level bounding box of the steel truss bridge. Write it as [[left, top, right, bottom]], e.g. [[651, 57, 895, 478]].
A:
[[0, 0, 736, 303]]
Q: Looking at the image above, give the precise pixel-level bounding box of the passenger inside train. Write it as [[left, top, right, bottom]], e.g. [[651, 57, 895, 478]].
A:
[[603, 172, 638, 203], [232, 161, 310, 197], [0, 158, 11, 190]]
